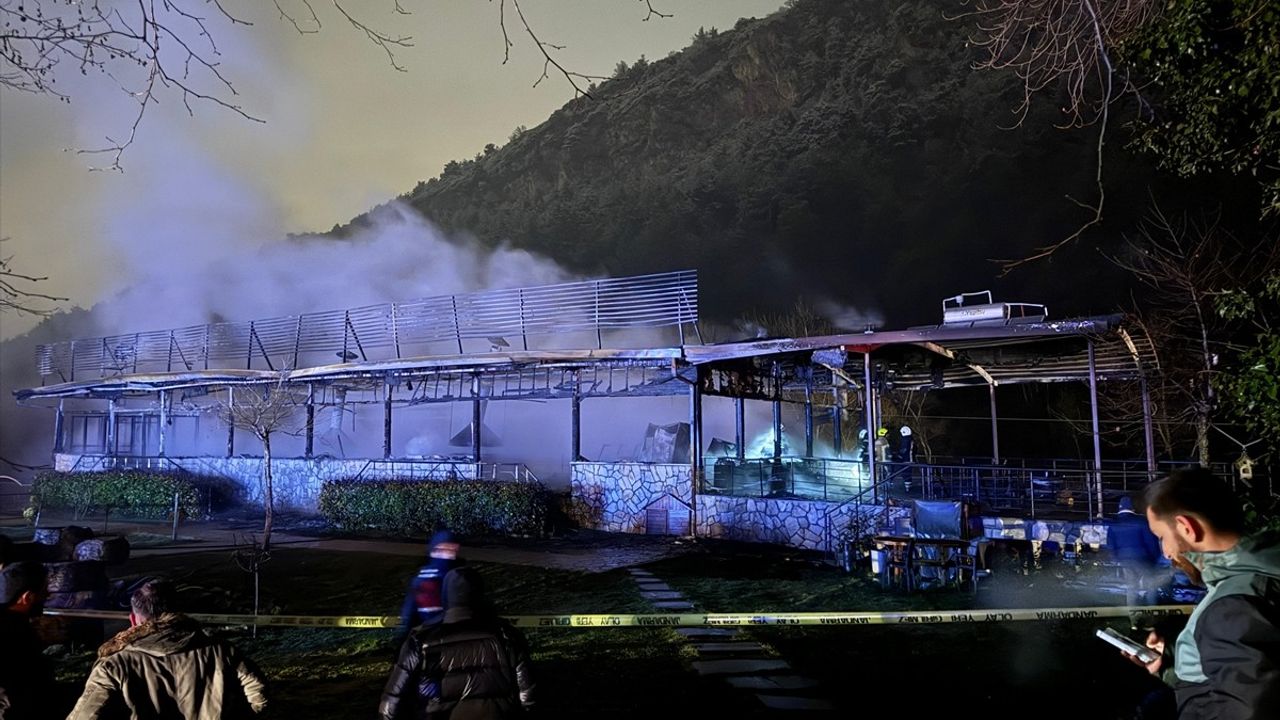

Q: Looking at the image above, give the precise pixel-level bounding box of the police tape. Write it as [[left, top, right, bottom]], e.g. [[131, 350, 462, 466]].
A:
[[42, 604, 1195, 629]]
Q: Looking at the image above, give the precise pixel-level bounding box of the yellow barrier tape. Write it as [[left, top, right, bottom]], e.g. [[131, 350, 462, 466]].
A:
[[43, 605, 1194, 629]]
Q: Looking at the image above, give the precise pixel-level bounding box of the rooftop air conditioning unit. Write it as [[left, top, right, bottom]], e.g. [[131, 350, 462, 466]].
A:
[[942, 291, 1047, 327]]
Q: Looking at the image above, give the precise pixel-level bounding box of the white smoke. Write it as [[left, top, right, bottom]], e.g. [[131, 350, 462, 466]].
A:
[[92, 200, 578, 337], [816, 298, 886, 332]]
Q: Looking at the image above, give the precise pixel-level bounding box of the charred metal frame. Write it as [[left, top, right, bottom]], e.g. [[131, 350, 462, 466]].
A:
[[20, 271, 1164, 524]]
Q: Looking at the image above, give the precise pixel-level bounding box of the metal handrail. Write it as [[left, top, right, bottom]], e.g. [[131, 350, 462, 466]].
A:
[[351, 459, 540, 484], [696, 455, 1229, 519], [36, 271, 698, 380]]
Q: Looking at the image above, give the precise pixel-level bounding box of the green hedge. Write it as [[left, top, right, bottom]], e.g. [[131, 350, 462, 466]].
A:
[[31, 470, 202, 520], [319, 479, 549, 537]]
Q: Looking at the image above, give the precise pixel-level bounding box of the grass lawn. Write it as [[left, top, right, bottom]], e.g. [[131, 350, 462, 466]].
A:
[[46, 546, 756, 718], [24, 527, 1177, 719]]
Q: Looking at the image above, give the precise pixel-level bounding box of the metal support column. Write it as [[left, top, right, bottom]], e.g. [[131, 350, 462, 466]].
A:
[[225, 388, 235, 458], [53, 400, 65, 454], [1087, 340, 1104, 518], [832, 380, 843, 458], [383, 379, 393, 460], [158, 390, 168, 457], [1141, 376, 1157, 480], [989, 383, 1000, 465], [734, 397, 745, 462], [471, 374, 482, 462], [107, 398, 117, 456], [804, 370, 814, 458], [771, 363, 782, 461], [305, 384, 315, 458], [864, 351, 877, 503], [690, 369, 702, 538], [571, 371, 582, 462]]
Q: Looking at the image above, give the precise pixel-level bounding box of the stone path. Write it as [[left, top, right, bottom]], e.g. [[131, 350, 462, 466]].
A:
[[626, 567, 834, 713]]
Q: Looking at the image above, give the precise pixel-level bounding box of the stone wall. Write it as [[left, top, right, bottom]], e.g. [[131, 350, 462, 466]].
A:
[[53, 454, 481, 513], [695, 494, 906, 551], [570, 461, 909, 551], [569, 462, 692, 533]]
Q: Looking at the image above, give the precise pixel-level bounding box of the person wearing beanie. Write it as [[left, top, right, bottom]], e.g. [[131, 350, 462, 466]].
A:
[[380, 567, 535, 719], [398, 529, 462, 638]]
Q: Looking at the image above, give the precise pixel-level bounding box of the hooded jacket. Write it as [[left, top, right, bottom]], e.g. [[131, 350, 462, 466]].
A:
[[66, 613, 268, 720], [1167, 531, 1280, 720], [380, 569, 535, 720]]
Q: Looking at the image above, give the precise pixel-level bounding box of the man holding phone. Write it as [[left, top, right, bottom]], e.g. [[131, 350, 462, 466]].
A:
[[1128, 467, 1280, 719]]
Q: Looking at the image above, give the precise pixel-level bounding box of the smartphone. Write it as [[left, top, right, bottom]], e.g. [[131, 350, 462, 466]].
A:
[[1096, 627, 1160, 664]]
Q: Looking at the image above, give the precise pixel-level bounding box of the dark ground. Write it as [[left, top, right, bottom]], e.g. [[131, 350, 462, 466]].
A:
[[11, 520, 1174, 719]]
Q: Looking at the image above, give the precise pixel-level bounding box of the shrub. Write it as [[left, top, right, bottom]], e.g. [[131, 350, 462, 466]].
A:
[[319, 479, 549, 537], [31, 471, 202, 520]]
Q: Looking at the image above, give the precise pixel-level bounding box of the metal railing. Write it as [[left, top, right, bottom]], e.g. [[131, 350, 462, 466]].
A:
[[0, 475, 32, 521], [36, 271, 699, 380], [352, 459, 540, 484], [697, 456, 1242, 519], [700, 456, 872, 502], [61, 454, 540, 486]]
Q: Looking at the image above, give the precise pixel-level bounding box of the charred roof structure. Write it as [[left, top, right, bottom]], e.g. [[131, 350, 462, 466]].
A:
[[16, 271, 1166, 524]]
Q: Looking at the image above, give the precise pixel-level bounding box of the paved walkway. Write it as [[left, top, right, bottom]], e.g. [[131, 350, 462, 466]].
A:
[[4, 517, 691, 573], [627, 567, 836, 714]]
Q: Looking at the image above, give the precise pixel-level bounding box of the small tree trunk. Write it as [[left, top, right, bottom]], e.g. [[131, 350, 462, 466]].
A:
[[262, 432, 274, 550], [1196, 407, 1211, 468]]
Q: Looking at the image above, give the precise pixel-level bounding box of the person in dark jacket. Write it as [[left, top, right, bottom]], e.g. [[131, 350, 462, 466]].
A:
[[1126, 468, 1280, 720], [398, 529, 461, 640], [380, 567, 535, 720], [1108, 495, 1167, 606], [66, 579, 268, 719], [0, 561, 52, 720]]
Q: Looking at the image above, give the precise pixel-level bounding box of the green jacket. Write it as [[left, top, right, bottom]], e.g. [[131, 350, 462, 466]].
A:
[[67, 613, 268, 719], [1169, 531, 1280, 720]]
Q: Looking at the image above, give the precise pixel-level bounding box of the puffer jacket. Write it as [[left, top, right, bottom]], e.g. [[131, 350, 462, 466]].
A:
[[1166, 530, 1280, 720], [379, 613, 535, 720], [66, 613, 268, 719]]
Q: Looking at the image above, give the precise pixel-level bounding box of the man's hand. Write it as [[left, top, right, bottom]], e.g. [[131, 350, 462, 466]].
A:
[[1124, 631, 1165, 675]]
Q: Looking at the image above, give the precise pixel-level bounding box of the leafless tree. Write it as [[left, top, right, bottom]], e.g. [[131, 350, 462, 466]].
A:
[[740, 298, 837, 340], [1, 1, 665, 169], [880, 389, 939, 463], [954, 0, 1161, 273], [218, 373, 302, 549], [1105, 204, 1280, 465], [0, 239, 64, 315]]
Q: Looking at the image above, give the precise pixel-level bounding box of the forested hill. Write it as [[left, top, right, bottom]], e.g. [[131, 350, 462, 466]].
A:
[[326, 0, 1177, 327]]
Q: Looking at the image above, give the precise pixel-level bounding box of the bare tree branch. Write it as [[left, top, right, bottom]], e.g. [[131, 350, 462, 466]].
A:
[[1097, 201, 1280, 464], [274, 0, 321, 35], [4, 1, 662, 166], [639, 0, 672, 22], [0, 239, 66, 316], [332, 1, 413, 72], [954, 0, 1160, 271], [499, 0, 609, 98]]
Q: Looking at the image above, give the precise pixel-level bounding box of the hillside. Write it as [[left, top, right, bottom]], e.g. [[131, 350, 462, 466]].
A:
[[326, 0, 1180, 326]]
